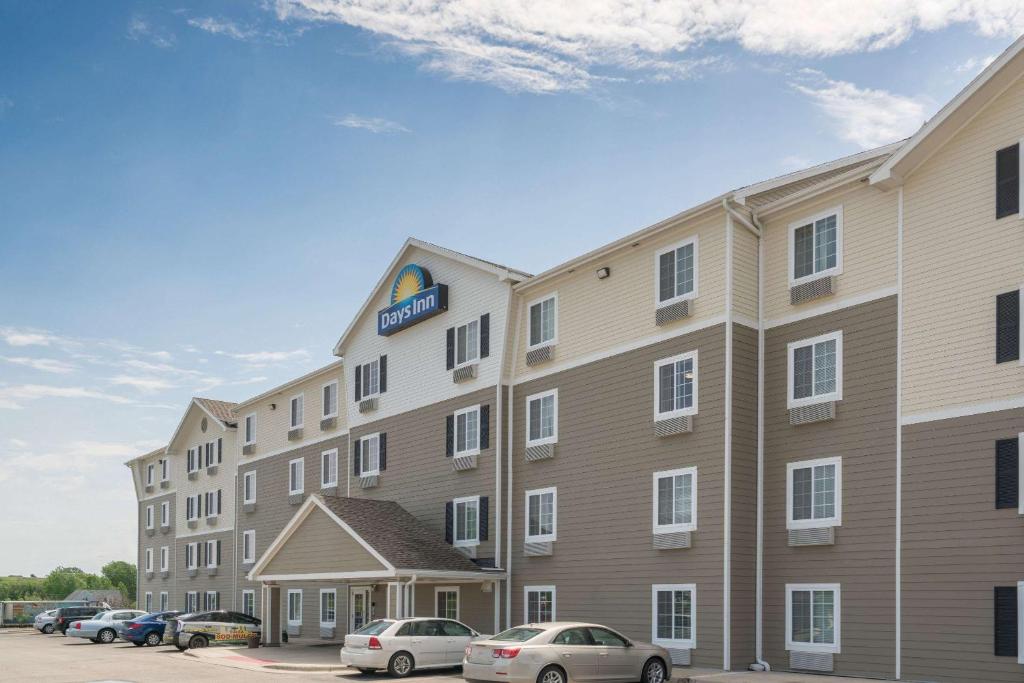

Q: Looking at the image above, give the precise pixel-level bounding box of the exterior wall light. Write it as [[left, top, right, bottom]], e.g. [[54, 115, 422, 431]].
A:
[[596, 267, 611, 280]]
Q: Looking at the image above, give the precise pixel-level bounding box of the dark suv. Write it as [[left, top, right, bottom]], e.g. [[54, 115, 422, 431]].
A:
[[54, 606, 106, 635]]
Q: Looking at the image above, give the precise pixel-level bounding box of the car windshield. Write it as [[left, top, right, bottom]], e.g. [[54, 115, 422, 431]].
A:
[[491, 627, 544, 642], [354, 620, 394, 636]]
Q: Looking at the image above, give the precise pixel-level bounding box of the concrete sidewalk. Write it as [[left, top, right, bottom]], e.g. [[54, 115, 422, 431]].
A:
[[678, 671, 886, 683], [183, 641, 348, 674]]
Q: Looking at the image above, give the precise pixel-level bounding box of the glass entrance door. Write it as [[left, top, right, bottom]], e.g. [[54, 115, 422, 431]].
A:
[[350, 587, 371, 631]]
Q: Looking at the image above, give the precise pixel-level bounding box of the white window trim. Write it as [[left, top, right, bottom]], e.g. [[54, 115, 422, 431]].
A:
[[160, 458, 169, 482], [144, 548, 153, 572], [289, 458, 305, 495], [785, 583, 841, 654], [322, 380, 339, 419], [244, 413, 256, 446], [523, 585, 556, 624], [321, 448, 339, 488], [187, 447, 200, 474], [160, 502, 169, 527], [186, 592, 198, 612], [358, 433, 381, 477], [652, 467, 698, 534], [525, 486, 558, 543], [160, 546, 169, 572], [206, 540, 218, 569], [788, 205, 844, 287], [453, 318, 481, 369], [205, 591, 218, 610], [454, 405, 482, 456], [205, 491, 216, 519], [320, 588, 337, 627], [242, 589, 255, 617], [654, 235, 700, 308], [287, 589, 303, 626], [787, 330, 844, 409], [653, 350, 699, 421], [525, 388, 558, 447], [453, 495, 481, 548], [289, 393, 304, 430], [145, 505, 154, 530], [786, 457, 842, 530], [160, 592, 168, 611], [144, 592, 152, 612], [526, 292, 558, 350], [1018, 580, 1024, 664], [1019, 434, 1024, 516], [651, 583, 697, 649], [360, 359, 381, 400], [146, 464, 154, 486], [243, 530, 256, 564], [434, 586, 460, 620], [186, 542, 198, 570], [243, 470, 256, 505]]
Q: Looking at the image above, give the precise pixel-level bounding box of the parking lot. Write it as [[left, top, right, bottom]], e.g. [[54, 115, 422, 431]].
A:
[[0, 629, 465, 683]]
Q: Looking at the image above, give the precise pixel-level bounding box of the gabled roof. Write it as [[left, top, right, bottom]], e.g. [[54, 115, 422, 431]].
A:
[[332, 237, 531, 357], [871, 34, 1024, 188], [124, 445, 167, 467], [165, 397, 237, 452], [234, 359, 344, 410]]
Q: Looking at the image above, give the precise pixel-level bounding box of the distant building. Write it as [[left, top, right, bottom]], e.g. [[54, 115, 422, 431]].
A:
[[64, 589, 126, 608]]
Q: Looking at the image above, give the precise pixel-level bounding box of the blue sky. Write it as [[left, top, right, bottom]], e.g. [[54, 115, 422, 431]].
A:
[[0, 1, 1019, 575]]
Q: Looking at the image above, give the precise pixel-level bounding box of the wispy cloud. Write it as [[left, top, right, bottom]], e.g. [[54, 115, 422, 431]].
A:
[[0, 326, 66, 348], [214, 349, 310, 366], [955, 53, 997, 74], [187, 16, 260, 41], [333, 114, 411, 134], [0, 384, 135, 410], [109, 375, 177, 393], [0, 356, 77, 374], [127, 16, 176, 49]]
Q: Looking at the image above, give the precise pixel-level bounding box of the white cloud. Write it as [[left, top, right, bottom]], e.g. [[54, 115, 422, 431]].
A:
[[793, 73, 927, 149], [127, 15, 176, 49], [333, 114, 411, 134], [214, 349, 310, 366], [109, 375, 177, 393], [0, 384, 135, 410], [955, 53, 997, 74], [187, 16, 261, 41], [272, 0, 1024, 93], [0, 327, 63, 347], [0, 356, 77, 374]]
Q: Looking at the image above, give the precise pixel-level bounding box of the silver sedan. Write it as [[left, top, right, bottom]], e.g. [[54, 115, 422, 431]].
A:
[[462, 623, 672, 683], [34, 609, 58, 634], [65, 610, 148, 643]]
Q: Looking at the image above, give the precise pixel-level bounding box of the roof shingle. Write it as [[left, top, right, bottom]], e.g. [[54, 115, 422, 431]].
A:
[[194, 397, 238, 426]]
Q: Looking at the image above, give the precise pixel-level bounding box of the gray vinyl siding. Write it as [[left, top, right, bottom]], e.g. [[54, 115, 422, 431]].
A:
[[414, 582, 498, 634], [762, 295, 897, 677], [174, 529, 236, 612], [902, 407, 1024, 683], [511, 323, 727, 669], [138, 492, 176, 609]]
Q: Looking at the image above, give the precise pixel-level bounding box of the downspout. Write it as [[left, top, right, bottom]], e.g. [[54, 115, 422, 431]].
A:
[[506, 296, 525, 630], [722, 208, 733, 671], [233, 469, 239, 611], [403, 574, 418, 618], [895, 187, 904, 680], [493, 280, 514, 635]]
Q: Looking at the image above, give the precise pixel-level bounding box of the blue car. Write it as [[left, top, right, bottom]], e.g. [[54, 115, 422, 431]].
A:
[[119, 611, 182, 646]]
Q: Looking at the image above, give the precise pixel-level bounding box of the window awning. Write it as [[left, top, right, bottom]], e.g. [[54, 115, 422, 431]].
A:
[[247, 494, 500, 583]]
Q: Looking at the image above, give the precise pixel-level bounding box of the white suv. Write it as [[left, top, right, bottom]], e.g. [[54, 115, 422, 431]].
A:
[[341, 617, 487, 677]]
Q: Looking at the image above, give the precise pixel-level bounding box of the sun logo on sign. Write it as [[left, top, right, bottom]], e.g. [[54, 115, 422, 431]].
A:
[[390, 264, 431, 304]]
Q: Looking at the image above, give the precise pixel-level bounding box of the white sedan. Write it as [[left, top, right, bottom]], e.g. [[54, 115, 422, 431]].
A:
[[341, 617, 487, 677]]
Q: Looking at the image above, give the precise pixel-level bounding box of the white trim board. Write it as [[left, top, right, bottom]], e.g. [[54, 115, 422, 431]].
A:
[[901, 395, 1024, 426], [239, 430, 349, 465], [765, 286, 897, 330]]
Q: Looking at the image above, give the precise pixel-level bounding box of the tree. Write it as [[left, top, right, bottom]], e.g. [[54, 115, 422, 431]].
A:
[[101, 561, 136, 603], [42, 566, 86, 599]]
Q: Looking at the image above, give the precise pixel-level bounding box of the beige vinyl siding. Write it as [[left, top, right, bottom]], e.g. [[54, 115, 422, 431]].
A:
[[902, 407, 1024, 683], [278, 582, 351, 635], [171, 404, 238, 537], [512, 210, 727, 378], [414, 583, 496, 634], [730, 324, 758, 669], [262, 506, 386, 575], [511, 324, 727, 669], [762, 183, 897, 324], [732, 225, 759, 321], [901, 75, 1024, 416], [762, 295, 897, 677]]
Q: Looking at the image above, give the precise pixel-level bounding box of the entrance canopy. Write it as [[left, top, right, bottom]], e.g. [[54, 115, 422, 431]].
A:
[[247, 494, 500, 584]]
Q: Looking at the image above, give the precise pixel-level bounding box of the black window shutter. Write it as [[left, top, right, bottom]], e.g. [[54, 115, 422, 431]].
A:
[[197, 494, 202, 518], [353, 440, 362, 476], [480, 314, 490, 358], [996, 290, 1020, 363], [445, 415, 454, 457], [216, 540, 221, 566], [995, 586, 1018, 656], [217, 489, 222, 515], [997, 144, 1020, 219], [480, 405, 490, 450], [379, 433, 387, 471], [354, 364, 362, 401], [446, 327, 455, 370], [379, 355, 387, 393], [996, 438, 1020, 509], [445, 501, 454, 544], [217, 438, 223, 463], [479, 496, 489, 541], [198, 541, 204, 567]]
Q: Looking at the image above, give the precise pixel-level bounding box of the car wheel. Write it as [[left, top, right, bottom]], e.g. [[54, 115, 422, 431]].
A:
[[356, 668, 377, 674], [42, 624, 54, 634], [642, 658, 667, 683], [145, 631, 162, 646], [98, 629, 116, 644], [388, 651, 415, 677], [537, 665, 566, 683], [188, 635, 209, 649]]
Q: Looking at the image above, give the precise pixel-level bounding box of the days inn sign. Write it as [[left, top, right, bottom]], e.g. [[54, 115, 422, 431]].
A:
[[377, 264, 449, 336]]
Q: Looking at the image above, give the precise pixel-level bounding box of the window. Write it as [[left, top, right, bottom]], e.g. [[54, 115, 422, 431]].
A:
[[358, 434, 380, 476], [160, 458, 168, 481], [160, 546, 169, 572], [994, 584, 1023, 659], [290, 394, 304, 429], [787, 457, 842, 529], [242, 590, 255, 617], [322, 381, 338, 419], [205, 591, 218, 611], [786, 584, 840, 654], [656, 236, 698, 306], [360, 358, 381, 398], [454, 406, 481, 456], [320, 589, 336, 626], [144, 548, 153, 572], [321, 449, 338, 488], [206, 540, 220, 568], [244, 413, 256, 445], [145, 505, 154, 530], [652, 468, 697, 534], [524, 586, 555, 623], [654, 351, 698, 420], [205, 490, 222, 518], [160, 501, 169, 527], [652, 584, 695, 648], [243, 470, 256, 504], [185, 542, 198, 570], [996, 143, 1020, 219], [160, 592, 168, 611], [289, 458, 304, 495], [146, 464, 154, 486], [789, 207, 842, 285], [996, 290, 1020, 364], [287, 589, 302, 626], [186, 592, 198, 613], [243, 530, 255, 564], [145, 593, 152, 612], [528, 294, 557, 348], [525, 487, 557, 542], [435, 587, 459, 620], [526, 389, 558, 446], [453, 496, 480, 547], [787, 331, 843, 408], [455, 319, 480, 367], [185, 494, 200, 521], [187, 446, 200, 474]]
